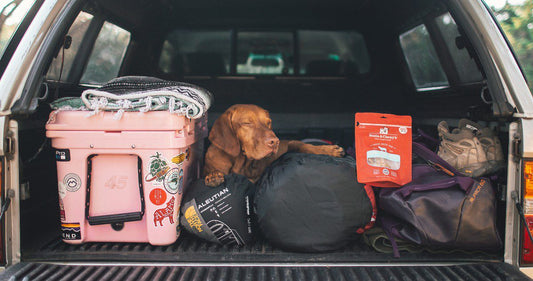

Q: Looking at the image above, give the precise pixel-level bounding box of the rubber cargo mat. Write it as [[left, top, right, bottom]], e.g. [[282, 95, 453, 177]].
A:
[[23, 232, 501, 263]]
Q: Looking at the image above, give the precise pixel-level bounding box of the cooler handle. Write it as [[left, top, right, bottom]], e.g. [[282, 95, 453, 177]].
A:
[[85, 155, 145, 226], [87, 212, 144, 225]]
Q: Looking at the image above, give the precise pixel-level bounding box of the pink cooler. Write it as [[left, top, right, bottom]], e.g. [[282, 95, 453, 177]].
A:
[[45, 111, 207, 245]]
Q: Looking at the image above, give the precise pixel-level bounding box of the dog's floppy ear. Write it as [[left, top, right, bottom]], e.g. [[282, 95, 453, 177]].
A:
[[209, 107, 241, 157]]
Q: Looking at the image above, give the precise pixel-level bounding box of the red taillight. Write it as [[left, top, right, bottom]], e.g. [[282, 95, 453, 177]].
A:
[[522, 161, 533, 264], [522, 216, 533, 263]]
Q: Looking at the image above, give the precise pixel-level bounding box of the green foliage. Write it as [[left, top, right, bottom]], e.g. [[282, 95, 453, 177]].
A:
[[492, 0, 533, 88]]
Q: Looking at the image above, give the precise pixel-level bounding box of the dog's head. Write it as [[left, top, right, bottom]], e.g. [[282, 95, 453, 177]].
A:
[[209, 104, 280, 160]]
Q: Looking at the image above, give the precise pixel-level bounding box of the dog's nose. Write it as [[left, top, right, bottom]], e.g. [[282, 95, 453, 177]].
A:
[[266, 137, 280, 148]]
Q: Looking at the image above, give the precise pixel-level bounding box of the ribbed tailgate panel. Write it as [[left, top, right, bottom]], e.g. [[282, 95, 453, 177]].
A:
[[0, 263, 530, 281]]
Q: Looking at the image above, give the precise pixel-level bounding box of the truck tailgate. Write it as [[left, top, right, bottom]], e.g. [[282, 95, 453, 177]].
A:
[[0, 262, 530, 281]]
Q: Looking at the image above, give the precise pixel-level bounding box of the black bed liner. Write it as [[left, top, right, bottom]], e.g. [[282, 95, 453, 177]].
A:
[[1, 262, 531, 281], [22, 232, 501, 263]]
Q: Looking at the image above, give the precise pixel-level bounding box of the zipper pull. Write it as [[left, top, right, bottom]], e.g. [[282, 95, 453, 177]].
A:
[[426, 160, 455, 176]]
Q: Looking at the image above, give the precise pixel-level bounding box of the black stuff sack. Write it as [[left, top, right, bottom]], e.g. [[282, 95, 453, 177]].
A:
[[180, 174, 255, 246], [254, 153, 377, 252]]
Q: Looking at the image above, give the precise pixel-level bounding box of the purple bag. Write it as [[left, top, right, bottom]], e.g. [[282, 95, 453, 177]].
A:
[[378, 142, 502, 257]]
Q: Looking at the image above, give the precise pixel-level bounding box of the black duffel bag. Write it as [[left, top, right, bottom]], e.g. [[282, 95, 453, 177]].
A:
[[254, 153, 376, 252]]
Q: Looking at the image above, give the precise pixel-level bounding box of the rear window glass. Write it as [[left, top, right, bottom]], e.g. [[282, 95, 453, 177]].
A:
[[400, 24, 449, 90], [47, 12, 94, 81], [435, 13, 483, 84], [237, 32, 293, 75], [159, 30, 370, 77], [159, 30, 231, 76], [80, 21, 130, 85], [299, 31, 370, 75]]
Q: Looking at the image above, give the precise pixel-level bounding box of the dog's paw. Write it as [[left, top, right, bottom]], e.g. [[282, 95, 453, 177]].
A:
[[205, 171, 225, 187], [320, 145, 345, 157], [329, 145, 345, 157]]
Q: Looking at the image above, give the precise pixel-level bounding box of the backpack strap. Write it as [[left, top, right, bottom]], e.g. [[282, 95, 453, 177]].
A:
[[398, 177, 475, 197], [413, 129, 440, 151], [379, 216, 403, 258], [412, 142, 462, 176]]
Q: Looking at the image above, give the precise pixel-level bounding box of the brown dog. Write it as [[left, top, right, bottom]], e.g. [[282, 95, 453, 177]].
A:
[[203, 104, 345, 186]]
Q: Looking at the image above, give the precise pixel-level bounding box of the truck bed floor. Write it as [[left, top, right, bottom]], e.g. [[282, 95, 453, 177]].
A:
[[22, 231, 501, 264]]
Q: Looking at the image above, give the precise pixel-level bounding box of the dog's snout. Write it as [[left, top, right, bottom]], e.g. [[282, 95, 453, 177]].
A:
[[266, 136, 280, 148]]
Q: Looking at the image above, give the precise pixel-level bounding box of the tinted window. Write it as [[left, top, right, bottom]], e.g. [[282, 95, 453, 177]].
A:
[[299, 31, 370, 75], [400, 24, 449, 90], [237, 32, 293, 75], [80, 21, 130, 85], [159, 40, 175, 74], [159, 29, 370, 77], [435, 13, 483, 84], [46, 12, 94, 81], [159, 30, 231, 76]]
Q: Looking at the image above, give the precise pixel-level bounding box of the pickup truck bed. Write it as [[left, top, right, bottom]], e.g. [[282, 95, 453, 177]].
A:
[[0, 0, 530, 278]]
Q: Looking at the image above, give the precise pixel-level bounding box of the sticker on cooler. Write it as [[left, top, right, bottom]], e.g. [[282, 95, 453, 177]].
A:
[[63, 173, 81, 192], [59, 199, 66, 221], [61, 222, 81, 240], [154, 197, 175, 227], [145, 152, 170, 184], [171, 148, 190, 165], [58, 182, 67, 199], [164, 168, 181, 194], [150, 188, 167, 205], [55, 149, 71, 161]]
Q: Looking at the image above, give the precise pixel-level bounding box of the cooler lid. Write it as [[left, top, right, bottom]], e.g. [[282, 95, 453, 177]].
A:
[[45, 111, 203, 131]]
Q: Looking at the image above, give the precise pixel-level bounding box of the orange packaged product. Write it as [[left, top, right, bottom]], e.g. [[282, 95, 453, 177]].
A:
[[355, 113, 412, 187]]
